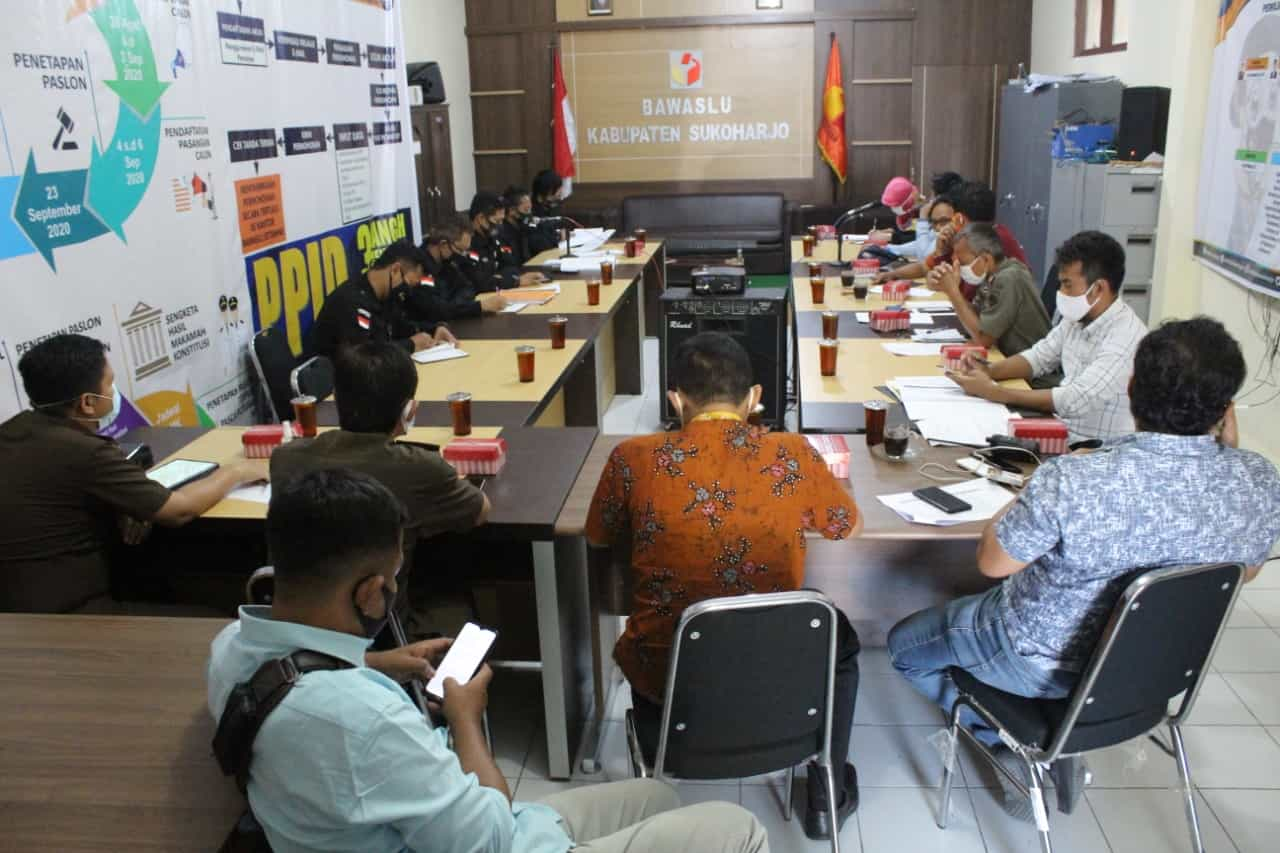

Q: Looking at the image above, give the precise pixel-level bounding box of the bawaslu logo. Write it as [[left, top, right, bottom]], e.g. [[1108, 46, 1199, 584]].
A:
[[669, 51, 703, 89]]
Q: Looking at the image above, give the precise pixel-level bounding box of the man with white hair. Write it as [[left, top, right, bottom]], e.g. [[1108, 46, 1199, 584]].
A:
[[927, 223, 1052, 367]]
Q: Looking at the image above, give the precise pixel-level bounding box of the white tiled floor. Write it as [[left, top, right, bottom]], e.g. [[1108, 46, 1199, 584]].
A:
[[502, 348, 1279, 850]]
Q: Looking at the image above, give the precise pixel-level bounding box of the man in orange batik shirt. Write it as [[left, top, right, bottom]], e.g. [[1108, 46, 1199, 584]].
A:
[[586, 332, 863, 842]]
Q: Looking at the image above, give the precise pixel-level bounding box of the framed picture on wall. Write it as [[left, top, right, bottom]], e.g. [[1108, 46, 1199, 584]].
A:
[[588, 0, 612, 15]]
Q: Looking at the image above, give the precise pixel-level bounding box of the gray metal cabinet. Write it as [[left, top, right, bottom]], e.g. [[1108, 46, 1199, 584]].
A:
[[996, 80, 1125, 282]]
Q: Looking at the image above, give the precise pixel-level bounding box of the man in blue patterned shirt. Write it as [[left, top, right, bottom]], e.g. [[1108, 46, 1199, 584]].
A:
[[888, 317, 1280, 820]]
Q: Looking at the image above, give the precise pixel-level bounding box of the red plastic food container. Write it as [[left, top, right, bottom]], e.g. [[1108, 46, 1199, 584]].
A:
[[1009, 418, 1069, 456], [882, 280, 912, 302], [852, 258, 880, 273], [870, 309, 911, 332], [941, 345, 988, 372], [814, 224, 837, 240], [241, 424, 295, 458], [442, 437, 508, 476], [805, 434, 850, 480]]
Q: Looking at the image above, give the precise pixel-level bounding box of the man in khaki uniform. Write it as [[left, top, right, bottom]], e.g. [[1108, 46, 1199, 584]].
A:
[[0, 334, 261, 612], [270, 341, 487, 631]]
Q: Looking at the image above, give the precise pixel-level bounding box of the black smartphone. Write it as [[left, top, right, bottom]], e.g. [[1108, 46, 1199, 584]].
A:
[[912, 486, 972, 514]]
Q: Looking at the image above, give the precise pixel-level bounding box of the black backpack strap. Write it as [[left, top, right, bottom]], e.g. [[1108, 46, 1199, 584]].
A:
[[213, 650, 353, 793]]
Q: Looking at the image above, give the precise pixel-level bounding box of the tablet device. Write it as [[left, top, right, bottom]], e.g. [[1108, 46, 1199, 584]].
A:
[[147, 459, 219, 490], [426, 622, 498, 700]]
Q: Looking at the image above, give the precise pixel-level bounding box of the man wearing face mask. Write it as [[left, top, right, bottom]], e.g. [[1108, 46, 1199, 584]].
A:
[[498, 185, 535, 265], [409, 221, 509, 323], [927, 224, 1052, 379], [307, 240, 456, 360], [882, 171, 966, 260], [586, 332, 864, 842], [947, 231, 1147, 442], [467, 191, 547, 292], [0, 334, 263, 612], [209, 468, 770, 853], [270, 341, 487, 632]]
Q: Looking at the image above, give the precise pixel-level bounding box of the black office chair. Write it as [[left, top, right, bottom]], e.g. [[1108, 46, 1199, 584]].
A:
[[938, 562, 1245, 853], [290, 355, 334, 402], [1040, 263, 1059, 318], [624, 590, 844, 853], [248, 328, 298, 423]]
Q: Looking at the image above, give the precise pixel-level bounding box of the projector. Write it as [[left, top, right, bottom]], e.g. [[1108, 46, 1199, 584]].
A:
[[691, 265, 747, 295]]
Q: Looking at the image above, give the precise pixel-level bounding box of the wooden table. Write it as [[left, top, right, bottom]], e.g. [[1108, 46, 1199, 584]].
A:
[[526, 240, 667, 338], [0, 614, 240, 851], [127, 423, 599, 780]]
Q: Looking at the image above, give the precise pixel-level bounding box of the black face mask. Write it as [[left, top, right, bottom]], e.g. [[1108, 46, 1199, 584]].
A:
[[354, 583, 396, 639]]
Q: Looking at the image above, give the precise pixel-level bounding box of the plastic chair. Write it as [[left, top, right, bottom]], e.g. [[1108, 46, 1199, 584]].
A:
[[623, 590, 844, 853], [938, 562, 1245, 853], [248, 328, 298, 423]]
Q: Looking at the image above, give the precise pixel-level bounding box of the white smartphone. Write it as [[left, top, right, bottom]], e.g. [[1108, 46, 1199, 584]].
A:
[[146, 458, 219, 489], [426, 622, 497, 700]]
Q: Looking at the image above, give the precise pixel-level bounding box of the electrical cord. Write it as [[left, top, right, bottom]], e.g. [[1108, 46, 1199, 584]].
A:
[[917, 462, 972, 483]]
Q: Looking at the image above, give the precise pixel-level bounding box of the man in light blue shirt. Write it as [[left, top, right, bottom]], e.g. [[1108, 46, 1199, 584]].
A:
[[208, 468, 768, 853], [888, 317, 1280, 821]]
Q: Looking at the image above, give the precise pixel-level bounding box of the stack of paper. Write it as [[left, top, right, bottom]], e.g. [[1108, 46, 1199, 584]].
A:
[[227, 483, 272, 504], [412, 343, 469, 365], [499, 302, 528, 314], [888, 376, 1015, 447], [910, 300, 956, 312], [505, 283, 560, 305], [558, 228, 615, 253], [909, 312, 934, 326], [551, 254, 612, 273], [877, 478, 1016, 527]]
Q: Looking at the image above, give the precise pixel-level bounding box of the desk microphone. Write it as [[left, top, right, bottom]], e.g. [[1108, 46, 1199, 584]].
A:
[[831, 201, 881, 268]]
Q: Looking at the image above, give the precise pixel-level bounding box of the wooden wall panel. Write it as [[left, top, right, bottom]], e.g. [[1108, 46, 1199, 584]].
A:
[[462, 0, 1030, 213], [556, 0, 816, 23]]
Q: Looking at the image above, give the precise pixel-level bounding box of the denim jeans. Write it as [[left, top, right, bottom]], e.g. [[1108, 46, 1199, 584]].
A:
[[887, 586, 1076, 746]]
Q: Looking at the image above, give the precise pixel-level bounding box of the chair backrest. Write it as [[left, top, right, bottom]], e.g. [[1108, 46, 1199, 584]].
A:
[[249, 327, 298, 423], [621, 193, 786, 243], [654, 591, 838, 780], [1040, 262, 1059, 318], [1047, 562, 1244, 757], [290, 355, 334, 401]]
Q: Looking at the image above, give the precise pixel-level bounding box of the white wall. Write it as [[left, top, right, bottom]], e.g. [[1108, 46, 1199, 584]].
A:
[[400, 0, 476, 213], [1031, 0, 1280, 462]]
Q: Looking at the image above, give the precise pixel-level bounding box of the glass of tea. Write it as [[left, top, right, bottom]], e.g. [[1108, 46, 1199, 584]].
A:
[[290, 395, 318, 437], [864, 400, 888, 446], [810, 276, 826, 304], [821, 310, 839, 339], [447, 391, 472, 436], [548, 315, 568, 349], [884, 423, 911, 459], [586, 279, 601, 306], [600, 259, 614, 285], [819, 338, 838, 376], [515, 345, 536, 383], [802, 234, 815, 257]]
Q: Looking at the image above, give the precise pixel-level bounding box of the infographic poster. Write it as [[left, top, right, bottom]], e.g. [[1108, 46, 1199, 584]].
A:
[[1195, 0, 1280, 297], [0, 0, 418, 430]]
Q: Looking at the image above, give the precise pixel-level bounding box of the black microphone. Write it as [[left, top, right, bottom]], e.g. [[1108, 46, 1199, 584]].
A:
[[835, 200, 879, 223]]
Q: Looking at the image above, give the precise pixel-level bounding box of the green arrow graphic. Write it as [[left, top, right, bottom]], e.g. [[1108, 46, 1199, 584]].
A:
[[84, 0, 165, 241], [91, 0, 169, 119]]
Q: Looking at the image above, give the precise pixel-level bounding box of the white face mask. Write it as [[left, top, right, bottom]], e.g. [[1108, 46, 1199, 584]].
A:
[[1058, 281, 1099, 323], [890, 204, 907, 216], [65, 383, 121, 427], [400, 400, 416, 435], [959, 259, 986, 285]]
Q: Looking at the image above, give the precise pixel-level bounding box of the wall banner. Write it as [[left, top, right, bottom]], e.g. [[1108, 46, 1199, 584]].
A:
[[1195, 0, 1280, 297], [0, 0, 418, 430]]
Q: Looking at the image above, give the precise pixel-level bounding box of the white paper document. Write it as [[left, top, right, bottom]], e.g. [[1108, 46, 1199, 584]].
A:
[[870, 284, 933, 299], [909, 312, 935, 326], [878, 478, 1017, 527], [882, 343, 944, 357], [913, 328, 966, 343], [558, 228, 615, 253], [910, 300, 956, 312], [855, 312, 871, 323], [498, 302, 529, 313], [412, 343, 469, 365], [227, 483, 272, 504], [551, 254, 612, 273]]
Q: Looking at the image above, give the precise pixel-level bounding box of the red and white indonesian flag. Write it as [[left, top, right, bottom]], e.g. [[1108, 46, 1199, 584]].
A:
[[552, 50, 577, 197]]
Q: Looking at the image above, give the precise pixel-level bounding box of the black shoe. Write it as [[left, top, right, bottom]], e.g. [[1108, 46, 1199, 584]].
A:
[[802, 762, 859, 841]]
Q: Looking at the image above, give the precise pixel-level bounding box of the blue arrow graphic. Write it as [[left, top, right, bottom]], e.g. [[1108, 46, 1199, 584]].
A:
[[13, 152, 108, 271], [0, 176, 35, 261]]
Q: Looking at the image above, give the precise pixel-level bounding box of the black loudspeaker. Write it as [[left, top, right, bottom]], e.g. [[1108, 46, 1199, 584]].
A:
[[406, 61, 446, 104], [1115, 86, 1171, 161], [659, 287, 789, 428]]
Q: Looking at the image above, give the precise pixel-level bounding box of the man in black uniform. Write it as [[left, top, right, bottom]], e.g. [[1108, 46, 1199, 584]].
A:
[[405, 219, 508, 326], [497, 185, 534, 266], [307, 240, 455, 359], [463, 191, 546, 293]]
